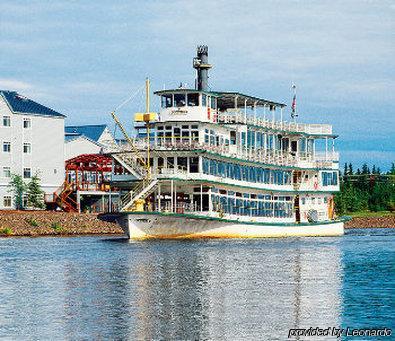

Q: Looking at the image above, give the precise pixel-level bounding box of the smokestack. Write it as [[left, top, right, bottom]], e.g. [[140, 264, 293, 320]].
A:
[[193, 45, 212, 91]]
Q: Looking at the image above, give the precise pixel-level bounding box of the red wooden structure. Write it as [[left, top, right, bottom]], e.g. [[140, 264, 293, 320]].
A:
[[53, 154, 120, 212]]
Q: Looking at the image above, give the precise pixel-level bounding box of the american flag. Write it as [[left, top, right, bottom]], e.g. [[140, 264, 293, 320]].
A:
[[291, 94, 296, 113]]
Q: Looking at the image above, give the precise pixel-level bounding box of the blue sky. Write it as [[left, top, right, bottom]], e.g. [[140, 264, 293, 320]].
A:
[[0, 0, 394, 170]]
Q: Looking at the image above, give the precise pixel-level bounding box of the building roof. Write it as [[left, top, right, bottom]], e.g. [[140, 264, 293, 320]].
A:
[[153, 88, 286, 109], [64, 134, 103, 146], [65, 124, 107, 142], [0, 90, 66, 118]]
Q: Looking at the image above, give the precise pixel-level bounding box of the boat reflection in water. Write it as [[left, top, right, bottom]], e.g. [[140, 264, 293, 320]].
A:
[[60, 239, 343, 340], [2, 230, 393, 340]]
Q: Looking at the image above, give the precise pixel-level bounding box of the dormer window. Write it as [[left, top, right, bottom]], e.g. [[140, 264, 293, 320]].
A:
[[174, 94, 186, 107], [187, 93, 199, 106]]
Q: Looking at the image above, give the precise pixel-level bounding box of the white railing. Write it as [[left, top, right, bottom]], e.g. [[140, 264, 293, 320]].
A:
[[107, 138, 338, 170], [217, 111, 332, 135]]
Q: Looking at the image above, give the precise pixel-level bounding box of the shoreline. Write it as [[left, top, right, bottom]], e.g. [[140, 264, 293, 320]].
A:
[[0, 210, 394, 237]]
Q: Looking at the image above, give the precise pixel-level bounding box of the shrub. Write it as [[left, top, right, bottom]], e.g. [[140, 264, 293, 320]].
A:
[[51, 222, 63, 232], [26, 218, 39, 227], [0, 227, 13, 236]]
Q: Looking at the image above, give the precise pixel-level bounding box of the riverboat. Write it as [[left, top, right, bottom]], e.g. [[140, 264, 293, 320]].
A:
[[109, 46, 344, 239]]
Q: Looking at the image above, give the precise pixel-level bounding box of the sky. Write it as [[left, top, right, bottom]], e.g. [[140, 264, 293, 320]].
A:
[[0, 0, 394, 170]]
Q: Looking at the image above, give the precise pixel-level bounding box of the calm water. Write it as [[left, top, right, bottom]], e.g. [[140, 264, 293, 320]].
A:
[[0, 229, 394, 340]]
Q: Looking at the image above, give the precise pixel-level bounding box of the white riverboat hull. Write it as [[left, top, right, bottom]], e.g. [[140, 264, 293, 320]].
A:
[[117, 213, 344, 239]]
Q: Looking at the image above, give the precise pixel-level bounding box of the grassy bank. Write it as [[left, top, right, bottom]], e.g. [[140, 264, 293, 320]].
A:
[[0, 210, 123, 237]]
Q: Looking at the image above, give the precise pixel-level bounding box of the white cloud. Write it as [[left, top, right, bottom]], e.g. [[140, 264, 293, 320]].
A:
[[0, 79, 33, 91]]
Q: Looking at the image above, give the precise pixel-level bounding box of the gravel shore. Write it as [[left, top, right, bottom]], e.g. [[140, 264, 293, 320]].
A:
[[0, 210, 123, 237], [0, 210, 393, 237], [344, 215, 395, 229]]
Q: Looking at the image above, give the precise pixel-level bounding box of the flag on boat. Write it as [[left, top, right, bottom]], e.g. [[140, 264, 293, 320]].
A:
[[291, 94, 297, 118], [291, 94, 296, 113]]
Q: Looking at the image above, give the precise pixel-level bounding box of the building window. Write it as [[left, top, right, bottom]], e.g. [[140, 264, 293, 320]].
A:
[[23, 143, 31, 154], [3, 167, 11, 178], [23, 168, 31, 179], [23, 118, 32, 129], [3, 196, 12, 207], [3, 116, 11, 127], [23, 195, 28, 208], [3, 142, 11, 153]]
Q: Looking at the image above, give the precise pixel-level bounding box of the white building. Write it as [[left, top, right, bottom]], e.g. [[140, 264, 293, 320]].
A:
[[0, 90, 65, 209], [64, 124, 115, 160]]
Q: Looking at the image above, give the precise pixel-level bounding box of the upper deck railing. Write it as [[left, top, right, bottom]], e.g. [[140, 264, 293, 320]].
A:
[[109, 139, 339, 169], [216, 111, 333, 135]]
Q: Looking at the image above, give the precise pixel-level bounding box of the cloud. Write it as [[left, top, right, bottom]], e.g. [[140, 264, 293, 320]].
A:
[[0, 79, 33, 91]]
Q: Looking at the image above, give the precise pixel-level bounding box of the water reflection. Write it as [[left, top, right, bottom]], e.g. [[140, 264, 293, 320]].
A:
[[7, 233, 391, 340], [87, 238, 343, 340]]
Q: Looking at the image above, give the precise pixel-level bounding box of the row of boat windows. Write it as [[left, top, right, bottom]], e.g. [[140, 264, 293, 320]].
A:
[[161, 94, 217, 108], [321, 172, 338, 186], [211, 193, 293, 218], [156, 125, 199, 144], [202, 157, 292, 185]]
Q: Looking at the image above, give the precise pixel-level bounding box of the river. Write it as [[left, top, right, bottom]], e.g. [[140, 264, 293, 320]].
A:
[[0, 228, 393, 340]]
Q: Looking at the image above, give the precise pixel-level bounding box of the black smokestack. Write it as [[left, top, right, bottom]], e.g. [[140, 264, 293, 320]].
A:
[[193, 45, 212, 91]]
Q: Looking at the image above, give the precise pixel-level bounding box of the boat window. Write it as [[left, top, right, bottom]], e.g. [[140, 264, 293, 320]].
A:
[[187, 93, 199, 106], [230, 131, 236, 145], [210, 97, 217, 109], [158, 157, 164, 169], [161, 95, 173, 108], [157, 126, 163, 130], [174, 94, 186, 107], [177, 157, 188, 171], [191, 130, 199, 141], [202, 94, 207, 106], [189, 157, 199, 173], [182, 125, 189, 129], [191, 125, 198, 129], [167, 157, 174, 169]]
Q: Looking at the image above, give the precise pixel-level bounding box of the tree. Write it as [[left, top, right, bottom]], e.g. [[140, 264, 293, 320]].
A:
[[27, 174, 46, 209], [8, 174, 27, 210], [348, 163, 354, 175], [344, 163, 348, 176]]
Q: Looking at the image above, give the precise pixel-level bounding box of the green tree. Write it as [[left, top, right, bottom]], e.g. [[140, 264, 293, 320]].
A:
[[348, 163, 353, 175], [27, 174, 46, 209], [344, 163, 348, 175], [8, 174, 27, 210]]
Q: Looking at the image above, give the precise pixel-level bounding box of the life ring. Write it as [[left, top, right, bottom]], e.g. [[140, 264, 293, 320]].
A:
[[314, 181, 318, 190]]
